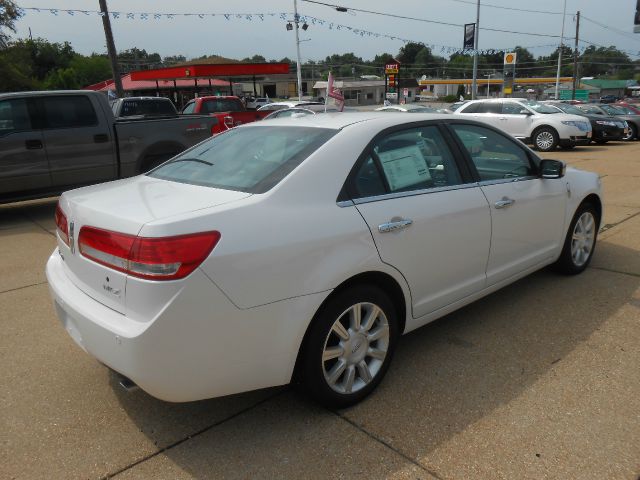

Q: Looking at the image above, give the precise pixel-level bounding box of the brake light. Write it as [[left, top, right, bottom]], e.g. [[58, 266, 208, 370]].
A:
[[55, 203, 69, 246], [78, 227, 220, 280]]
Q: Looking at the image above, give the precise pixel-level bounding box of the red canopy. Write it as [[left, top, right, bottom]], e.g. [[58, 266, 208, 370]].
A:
[[84, 73, 234, 92], [130, 63, 290, 81]]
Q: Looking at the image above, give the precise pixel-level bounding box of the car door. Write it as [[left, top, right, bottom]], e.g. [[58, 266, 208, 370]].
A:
[[457, 100, 502, 129], [349, 124, 491, 318], [0, 97, 51, 199], [498, 101, 533, 138], [449, 123, 567, 285], [39, 95, 116, 188]]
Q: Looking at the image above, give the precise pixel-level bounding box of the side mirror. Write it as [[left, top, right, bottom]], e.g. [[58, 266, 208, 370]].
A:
[[540, 159, 566, 179], [519, 109, 532, 115]]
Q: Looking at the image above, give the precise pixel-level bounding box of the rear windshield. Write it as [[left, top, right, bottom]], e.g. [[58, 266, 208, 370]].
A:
[[149, 126, 336, 193], [119, 99, 176, 117], [201, 99, 243, 113]]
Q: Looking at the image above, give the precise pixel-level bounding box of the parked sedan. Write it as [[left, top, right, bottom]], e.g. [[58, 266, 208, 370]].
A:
[[576, 104, 639, 141], [48, 113, 601, 407], [545, 101, 627, 144]]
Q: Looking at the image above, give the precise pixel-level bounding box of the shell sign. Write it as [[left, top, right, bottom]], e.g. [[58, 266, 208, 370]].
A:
[[504, 52, 517, 65]]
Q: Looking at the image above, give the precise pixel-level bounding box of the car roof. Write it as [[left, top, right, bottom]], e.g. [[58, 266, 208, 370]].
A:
[[242, 111, 454, 130]]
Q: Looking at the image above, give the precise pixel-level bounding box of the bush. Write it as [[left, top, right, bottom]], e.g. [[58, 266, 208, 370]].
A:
[[443, 94, 458, 103]]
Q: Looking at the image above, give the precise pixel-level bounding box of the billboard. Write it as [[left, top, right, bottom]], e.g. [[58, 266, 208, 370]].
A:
[[464, 23, 475, 50]]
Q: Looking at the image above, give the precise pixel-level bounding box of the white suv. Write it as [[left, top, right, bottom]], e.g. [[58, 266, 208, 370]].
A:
[[453, 99, 592, 151]]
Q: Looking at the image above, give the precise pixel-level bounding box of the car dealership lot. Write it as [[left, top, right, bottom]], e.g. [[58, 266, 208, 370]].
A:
[[2, 141, 639, 479]]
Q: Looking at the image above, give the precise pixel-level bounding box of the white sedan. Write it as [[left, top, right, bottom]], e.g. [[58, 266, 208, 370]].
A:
[[47, 113, 602, 407]]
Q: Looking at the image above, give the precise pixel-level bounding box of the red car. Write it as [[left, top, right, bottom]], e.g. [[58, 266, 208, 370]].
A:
[[614, 102, 640, 115]]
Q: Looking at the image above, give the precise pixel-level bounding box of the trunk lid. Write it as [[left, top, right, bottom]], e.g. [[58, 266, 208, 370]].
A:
[[57, 175, 250, 314]]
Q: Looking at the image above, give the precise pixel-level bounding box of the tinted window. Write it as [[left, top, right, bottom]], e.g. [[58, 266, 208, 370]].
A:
[[451, 124, 535, 181], [477, 102, 501, 114], [119, 99, 176, 117], [42, 96, 98, 129], [201, 99, 242, 113], [149, 126, 336, 193], [0, 99, 32, 135], [352, 126, 462, 198]]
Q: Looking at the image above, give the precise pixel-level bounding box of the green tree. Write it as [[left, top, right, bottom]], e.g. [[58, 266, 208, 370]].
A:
[[0, 0, 21, 48], [397, 42, 423, 65]]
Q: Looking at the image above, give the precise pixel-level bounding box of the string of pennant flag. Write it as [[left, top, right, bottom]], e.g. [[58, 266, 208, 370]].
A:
[[19, 7, 635, 57]]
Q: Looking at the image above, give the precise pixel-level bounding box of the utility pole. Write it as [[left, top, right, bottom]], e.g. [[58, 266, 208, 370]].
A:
[[471, 0, 480, 100], [99, 0, 124, 98], [572, 11, 580, 100], [554, 0, 567, 100], [293, 0, 303, 101]]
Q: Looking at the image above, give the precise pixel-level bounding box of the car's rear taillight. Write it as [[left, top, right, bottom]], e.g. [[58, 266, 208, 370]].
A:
[[78, 227, 221, 281], [55, 203, 69, 246]]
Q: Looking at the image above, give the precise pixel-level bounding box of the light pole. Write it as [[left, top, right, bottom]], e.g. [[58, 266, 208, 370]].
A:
[[485, 73, 494, 98], [471, 0, 480, 100], [554, 0, 568, 100], [293, 0, 303, 101]]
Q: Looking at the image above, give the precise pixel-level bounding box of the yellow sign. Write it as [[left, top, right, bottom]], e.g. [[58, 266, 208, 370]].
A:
[[504, 52, 516, 65], [385, 68, 398, 74], [504, 86, 512, 94]]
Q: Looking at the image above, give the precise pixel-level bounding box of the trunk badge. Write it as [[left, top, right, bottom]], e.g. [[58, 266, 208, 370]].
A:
[[69, 221, 75, 254]]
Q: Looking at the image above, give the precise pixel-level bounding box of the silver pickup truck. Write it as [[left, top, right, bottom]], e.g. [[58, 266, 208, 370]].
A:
[[0, 90, 218, 203]]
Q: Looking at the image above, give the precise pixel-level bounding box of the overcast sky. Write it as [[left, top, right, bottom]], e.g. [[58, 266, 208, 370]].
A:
[[12, 0, 640, 62]]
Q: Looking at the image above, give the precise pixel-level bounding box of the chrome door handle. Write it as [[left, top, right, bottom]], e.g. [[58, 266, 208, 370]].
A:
[[494, 197, 515, 209], [378, 219, 413, 233]]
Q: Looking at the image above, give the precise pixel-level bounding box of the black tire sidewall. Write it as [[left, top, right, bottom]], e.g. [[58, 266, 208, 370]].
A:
[[301, 285, 399, 408]]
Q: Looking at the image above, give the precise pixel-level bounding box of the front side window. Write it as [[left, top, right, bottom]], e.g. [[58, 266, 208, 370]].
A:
[[149, 126, 336, 193], [451, 124, 535, 181], [182, 102, 196, 114], [0, 98, 32, 136], [351, 126, 463, 199], [477, 102, 501, 114], [41, 96, 98, 129]]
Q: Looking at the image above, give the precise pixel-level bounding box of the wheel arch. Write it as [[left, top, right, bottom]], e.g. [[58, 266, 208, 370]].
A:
[[137, 141, 187, 172], [581, 193, 602, 226], [291, 270, 408, 383]]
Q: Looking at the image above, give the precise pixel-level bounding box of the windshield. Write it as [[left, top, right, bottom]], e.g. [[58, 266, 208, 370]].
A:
[[149, 126, 336, 193], [519, 100, 559, 114], [600, 104, 625, 115], [553, 104, 585, 115], [578, 105, 604, 115]]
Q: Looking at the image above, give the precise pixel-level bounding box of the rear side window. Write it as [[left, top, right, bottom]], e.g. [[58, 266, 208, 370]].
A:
[[41, 96, 98, 129], [149, 126, 336, 193], [0, 98, 32, 136], [477, 102, 501, 114]]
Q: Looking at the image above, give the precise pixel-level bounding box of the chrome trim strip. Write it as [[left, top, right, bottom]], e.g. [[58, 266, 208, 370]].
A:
[[336, 200, 355, 208], [349, 182, 479, 206], [477, 176, 538, 187]]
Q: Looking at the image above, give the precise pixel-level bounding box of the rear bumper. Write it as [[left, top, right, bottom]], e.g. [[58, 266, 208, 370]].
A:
[[46, 249, 329, 402]]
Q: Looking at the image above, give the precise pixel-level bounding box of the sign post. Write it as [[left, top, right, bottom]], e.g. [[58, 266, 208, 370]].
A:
[[385, 62, 400, 104], [503, 52, 517, 97]]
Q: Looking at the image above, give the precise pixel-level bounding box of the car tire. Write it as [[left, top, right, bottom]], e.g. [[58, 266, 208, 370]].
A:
[[533, 127, 559, 152], [622, 124, 637, 141], [552, 202, 599, 275], [301, 285, 398, 408]]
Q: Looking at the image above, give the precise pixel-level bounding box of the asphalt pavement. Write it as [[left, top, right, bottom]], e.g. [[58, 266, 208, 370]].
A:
[[1, 140, 639, 479]]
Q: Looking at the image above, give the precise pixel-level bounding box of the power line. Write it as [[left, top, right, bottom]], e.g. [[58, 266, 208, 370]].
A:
[[445, 0, 565, 16], [301, 0, 564, 38], [580, 15, 640, 44]]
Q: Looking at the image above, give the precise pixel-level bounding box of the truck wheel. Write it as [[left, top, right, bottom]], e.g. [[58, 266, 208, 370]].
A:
[[141, 152, 178, 172], [533, 127, 559, 152]]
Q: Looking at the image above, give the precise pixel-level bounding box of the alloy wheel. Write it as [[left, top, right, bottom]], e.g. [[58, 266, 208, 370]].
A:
[[321, 302, 390, 394], [570, 211, 596, 267]]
